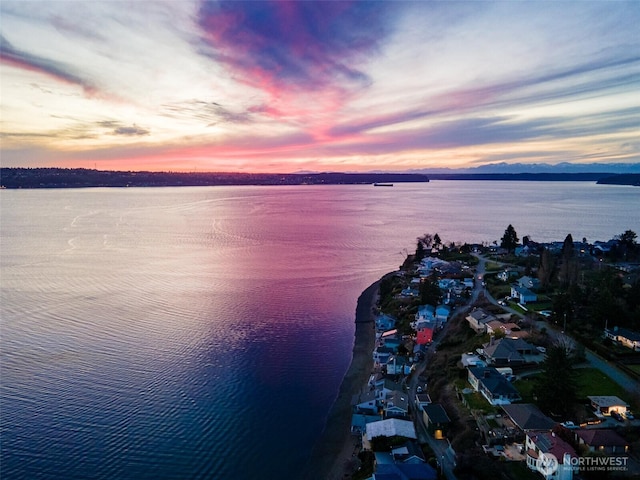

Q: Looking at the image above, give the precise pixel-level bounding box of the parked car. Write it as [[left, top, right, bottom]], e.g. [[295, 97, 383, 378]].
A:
[[560, 421, 578, 429], [625, 411, 635, 420], [611, 411, 625, 422]]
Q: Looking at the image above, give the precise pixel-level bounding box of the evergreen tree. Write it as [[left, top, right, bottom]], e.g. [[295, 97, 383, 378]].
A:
[[535, 345, 578, 418], [420, 277, 442, 306], [415, 240, 425, 262], [500, 224, 519, 253]]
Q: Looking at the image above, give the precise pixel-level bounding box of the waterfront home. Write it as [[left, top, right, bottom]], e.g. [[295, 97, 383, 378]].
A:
[[375, 378, 403, 400], [604, 326, 640, 351], [375, 313, 397, 332], [373, 346, 394, 367], [501, 404, 556, 433], [351, 413, 383, 434], [468, 367, 521, 405], [386, 355, 411, 376], [510, 285, 537, 304], [525, 432, 576, 480], [466, 308, 497, 333], [573, 429, 630, 454], [352, 391, 379, 415], [365, 418, 417, 442], [422, 404, 451, 438], [380, 329, 402, 351], [587, 395, 630, 416], [391, 441, 427, 464], [384, 391, 410, 418]]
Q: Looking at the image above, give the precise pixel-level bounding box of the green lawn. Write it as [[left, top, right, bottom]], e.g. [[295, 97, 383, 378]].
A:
[[575, 367, 631, 400], [627, 364, 640, 374]]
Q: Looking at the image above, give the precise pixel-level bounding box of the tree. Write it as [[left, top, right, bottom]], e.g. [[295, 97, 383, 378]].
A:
[[537, 247, 554, 289], [535, 345, 579, 418], [434, 233, 441, 248], [559, 233, 578, 286], [415, 240, 426, 261], [420, 277, 442, 306], [500, 224, 519, 253]]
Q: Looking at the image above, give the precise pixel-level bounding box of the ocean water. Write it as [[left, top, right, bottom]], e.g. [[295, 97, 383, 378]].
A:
[[1, 181, 638, 479]]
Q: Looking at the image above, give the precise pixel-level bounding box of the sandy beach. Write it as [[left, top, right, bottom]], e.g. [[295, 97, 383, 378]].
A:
[[304, 279, 381, 480]]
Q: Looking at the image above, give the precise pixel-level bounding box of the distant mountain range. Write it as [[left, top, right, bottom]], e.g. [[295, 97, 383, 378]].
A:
[[406, 162, 640, 175]]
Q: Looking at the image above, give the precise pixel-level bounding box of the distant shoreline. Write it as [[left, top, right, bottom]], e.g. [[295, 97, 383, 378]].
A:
[[303, 277, 382, 480], [2, 167, 638, 188]]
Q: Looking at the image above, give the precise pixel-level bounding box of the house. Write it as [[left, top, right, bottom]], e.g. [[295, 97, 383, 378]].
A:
[[466, 308, 497, 333], [365, 418, 417, 442], [510, 285, 537, 304], [384, 391, 410, 418], [498, 269, 519, 282], [501, 404, 556, 432], [525, 432, 576, 480], [380, 329, 403, 351], [468, 367, 521, 405], [415, 393, 432, 411], [435, 304, 451, 324], [415, 305, 436, 323], [386, 355, 412, 376], [416, 327, 434, 345], [351, 413, 383, 434], [518, 276, 541, 291], [461, 352, 486, 368], [605, 326, 640, 351], [375, 378, 403, 400], [373, 346, 394, 366], [486, 320, 529, 339], [574, 429, 630, 454], [587, 395, 630, 415], [422, 404, 451, 438], [391, 441, 426, 464], [376, 314, 397, 332], [373, 463, 437, 480], [482, 337, 538, 366], [352, 391, 379, 415]]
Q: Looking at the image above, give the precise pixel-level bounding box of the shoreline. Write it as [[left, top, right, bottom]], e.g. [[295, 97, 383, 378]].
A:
[[304, 278, 382, 480]]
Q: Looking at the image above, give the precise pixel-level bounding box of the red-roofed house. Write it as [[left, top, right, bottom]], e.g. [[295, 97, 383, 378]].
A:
[[416, 327, 433, 345], [574, 429, 630, 454], [526, 432, 576, 480]]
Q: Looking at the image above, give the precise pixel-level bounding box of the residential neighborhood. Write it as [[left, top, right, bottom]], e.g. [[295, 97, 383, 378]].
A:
[[347, 229, 640, 480]]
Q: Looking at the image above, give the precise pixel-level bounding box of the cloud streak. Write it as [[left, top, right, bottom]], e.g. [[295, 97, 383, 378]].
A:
[[0, 34, 97, 95], [197, 0, 395, 119]]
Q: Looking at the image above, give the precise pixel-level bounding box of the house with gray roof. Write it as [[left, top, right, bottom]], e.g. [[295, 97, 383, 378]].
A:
[[482, 337, 538, 366], [501, 404, 556, 432], [468, 367, 521, 405]]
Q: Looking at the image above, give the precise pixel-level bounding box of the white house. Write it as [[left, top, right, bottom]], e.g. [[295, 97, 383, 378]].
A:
[[511, 285, 537, 304], [525, 432, 576, 480], [605, 327, 640, 351]]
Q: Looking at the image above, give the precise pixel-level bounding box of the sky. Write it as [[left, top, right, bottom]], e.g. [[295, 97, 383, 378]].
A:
[[1, 1, 639, 173]]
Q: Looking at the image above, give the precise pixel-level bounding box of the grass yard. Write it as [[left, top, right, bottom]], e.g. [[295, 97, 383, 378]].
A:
[[627, 364, 640, 374], [575, 367, 631, 400]]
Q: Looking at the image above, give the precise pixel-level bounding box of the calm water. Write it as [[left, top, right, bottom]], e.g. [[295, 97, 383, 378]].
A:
[[1, 181, 638, 479]]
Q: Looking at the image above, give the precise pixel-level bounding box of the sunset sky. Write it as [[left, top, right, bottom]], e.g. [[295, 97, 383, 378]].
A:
[[1, 1, 639, 173]]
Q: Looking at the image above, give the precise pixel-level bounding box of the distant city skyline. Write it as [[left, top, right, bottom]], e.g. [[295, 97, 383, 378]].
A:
[[1, 1, 639, 173]]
